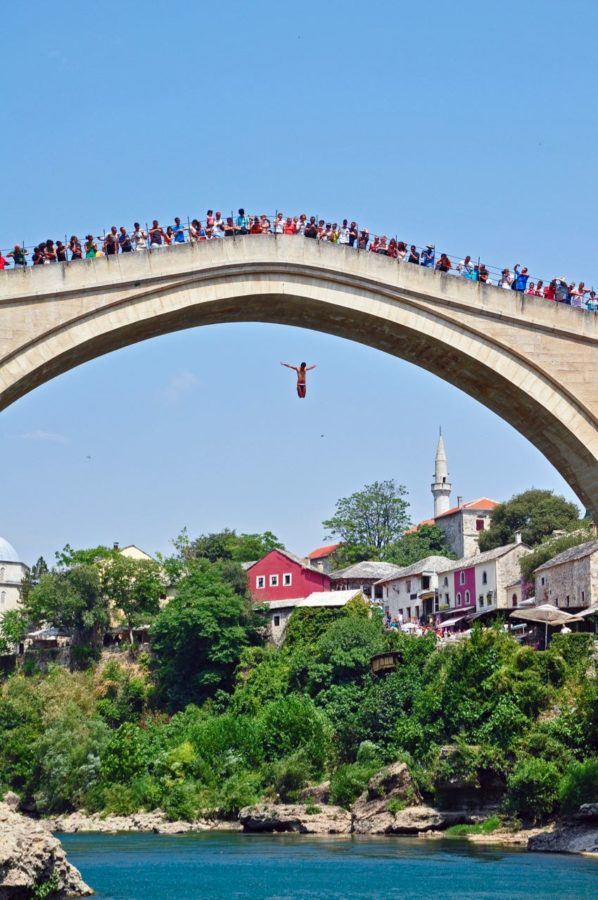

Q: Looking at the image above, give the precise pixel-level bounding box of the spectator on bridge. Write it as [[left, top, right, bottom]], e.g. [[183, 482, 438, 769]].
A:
[[349, 222, 358, 247], [206, 211, 215, 235], [534, 280, 544, 297], [478, 263, 490, 284], [544, 279, 557, 301], [338, 220, 350, 245], [0, 251, 9, 270], [235, 209, 249, 234], [436, 253, 451, 273], [304, 217, 318, 239], [56, 241, 67, 262], [7, 245, 28, 267], [555, 278, 570, 304], [587, 290, 598, 311], [132, 223, 147, 251], [274, 213, 284, 235], [408, 244, 420, 264], [212, 212, 225, 237], [387, 239, 398, 259], [259, 214, 271, 235], [249, 217, 262, 236], [223, 217, 236, 238], [99, 227, 119, 256], [84, 236, 97, 258], [498, 268, 513, 289], [397, 241, 408, 261], [421, 244, 435, 267], [172, 217, 186, 243], [69, 236, 82, 260], [456, 255, 474, 278], [525, 281, 536, 295], [512, 263, 529, 292], [358, 228, 369, 250], [118, 227, 132, 253], [149, 220, 166, 247], [45, 240, 57, 262], [283, 217, 295, 235]]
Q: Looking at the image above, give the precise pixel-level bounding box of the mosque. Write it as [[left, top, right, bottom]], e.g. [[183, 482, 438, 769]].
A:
[[0, 536, 29, 613]]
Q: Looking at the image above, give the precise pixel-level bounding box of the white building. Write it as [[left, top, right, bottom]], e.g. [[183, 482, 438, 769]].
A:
[[0, 536, 29, 613], [438, 541, 530, 618], [375, 556, 455, 622], [330, 561, 403, 600], [265, 589, 366, 645]]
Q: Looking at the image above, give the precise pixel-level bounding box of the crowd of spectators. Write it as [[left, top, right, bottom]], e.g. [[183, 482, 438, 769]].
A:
[[1, 209, 595, 310]]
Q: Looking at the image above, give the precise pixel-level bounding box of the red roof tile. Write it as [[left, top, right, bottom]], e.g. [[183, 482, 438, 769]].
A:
[[307, 542, 341, 560], [407, 499, 500, 533]]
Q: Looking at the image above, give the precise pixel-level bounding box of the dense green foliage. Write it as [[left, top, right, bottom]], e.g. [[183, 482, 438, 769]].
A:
[[323, 480, 411, 562], [478, 489, 581, 551], [0, 586, 594, 824]]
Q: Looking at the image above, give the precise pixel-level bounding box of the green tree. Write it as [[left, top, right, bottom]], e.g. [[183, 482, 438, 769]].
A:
[[323, 480, 411, 561], [386, 524, 456, 566], [25, 566, 108, 670], [478, 489, 581, 551], [151, 560, 266, 710], [175, 528, 283, 564], [101, 554, 164, 643], [0, 609, 28, 654]]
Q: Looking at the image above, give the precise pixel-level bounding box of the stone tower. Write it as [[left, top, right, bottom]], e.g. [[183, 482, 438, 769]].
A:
[[431, 429, 452, 518]]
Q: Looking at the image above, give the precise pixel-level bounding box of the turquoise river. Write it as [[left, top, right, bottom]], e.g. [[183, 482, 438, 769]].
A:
[[60, 832, 597, 899]]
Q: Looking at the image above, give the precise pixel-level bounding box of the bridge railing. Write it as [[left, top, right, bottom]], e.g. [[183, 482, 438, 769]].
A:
[[1, 211, 596, 311]]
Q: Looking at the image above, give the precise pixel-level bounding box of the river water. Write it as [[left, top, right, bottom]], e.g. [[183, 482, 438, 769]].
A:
[[61, 832, 597, 899]]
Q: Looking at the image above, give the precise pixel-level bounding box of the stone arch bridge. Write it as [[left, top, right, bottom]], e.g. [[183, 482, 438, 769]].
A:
[[1, 236, 597, 515]]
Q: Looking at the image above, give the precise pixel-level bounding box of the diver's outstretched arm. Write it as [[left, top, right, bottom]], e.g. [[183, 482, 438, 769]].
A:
[[280, 362, 297, 370]]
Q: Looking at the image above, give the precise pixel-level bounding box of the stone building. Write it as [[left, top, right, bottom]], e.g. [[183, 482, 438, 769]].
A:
[[306, 543, 341, 575], [438, 541, 530, 617], [265, 589, 366, 646], [329, 561, 403, 601], [375, 556, 455, 621], [534, 539, 598, 611], [0, 536, 29, 613]]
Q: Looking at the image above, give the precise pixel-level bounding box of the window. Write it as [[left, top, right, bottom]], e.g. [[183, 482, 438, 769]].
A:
[[273, 615, 280, 627], [283, 573, 292, 587], [443, 576, 448, 587], [476, 518, 485, 532], [479, 596, 484, 607], [512, 594, 517, 607], [482, 571, 487, 585], [465, 590, 470, 605], [269, 574, 279, 587], [434, 597, 439, 612], [256, 575, 265, 589], [456, 592, 462, 607], [422, 575, 431, 591], [459, 571, 465, 586], [444, 593, 449, 604], [565, 595, 570, 607], [541, 576, 545, 586], [406, 580, 411, 592], [582, 591, 585, 604]]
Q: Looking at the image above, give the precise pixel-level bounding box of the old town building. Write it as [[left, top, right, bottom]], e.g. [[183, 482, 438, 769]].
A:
[[534, 539, 598, 611]]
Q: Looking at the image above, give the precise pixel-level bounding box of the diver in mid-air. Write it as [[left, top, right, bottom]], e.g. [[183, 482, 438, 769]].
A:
[[280, 361, 317, 398]]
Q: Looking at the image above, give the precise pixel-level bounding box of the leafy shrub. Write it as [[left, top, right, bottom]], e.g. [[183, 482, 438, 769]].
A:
[[256, 695, 331, 775], [330, 761, 379, 809], [506, 758, 560, 822], [445, 815, 501, 836], [559, 758, 598, 814], [270, 752, 311, 802]]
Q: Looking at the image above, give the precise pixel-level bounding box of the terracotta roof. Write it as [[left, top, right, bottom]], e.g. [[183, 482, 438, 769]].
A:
[[435, 498, 499, 520], [408, 498, 500, 532], [307, 542, 341, 560], [534, 539, 598, 574]]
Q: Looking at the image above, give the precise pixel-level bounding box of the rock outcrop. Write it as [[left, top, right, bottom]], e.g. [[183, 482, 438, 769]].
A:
[[0, 799, 92, 897], [48, 810, 241, 834], [528, 806, 598, 855], [352, 762, 473, 835], [239, 803, 352, 834], [298, 781, 331, 805]]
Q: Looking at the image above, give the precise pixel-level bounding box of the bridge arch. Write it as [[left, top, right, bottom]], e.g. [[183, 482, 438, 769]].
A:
[[1, 236, 596, 515]]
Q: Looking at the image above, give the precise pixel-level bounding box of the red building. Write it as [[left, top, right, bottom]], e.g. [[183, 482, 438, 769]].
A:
[[246, 549, 330, 602]]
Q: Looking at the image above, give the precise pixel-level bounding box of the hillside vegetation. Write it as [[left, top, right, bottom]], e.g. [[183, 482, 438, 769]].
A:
[[0, 560, 595, 824]]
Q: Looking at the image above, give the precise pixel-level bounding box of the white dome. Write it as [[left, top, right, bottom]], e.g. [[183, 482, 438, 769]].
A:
[[0, 537, 20, 562]]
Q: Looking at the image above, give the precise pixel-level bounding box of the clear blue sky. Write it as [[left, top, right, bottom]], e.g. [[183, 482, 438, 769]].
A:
[[1, 1, 596, 565]]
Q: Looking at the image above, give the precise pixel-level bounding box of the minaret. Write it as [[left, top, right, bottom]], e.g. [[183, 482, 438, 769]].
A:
[[431, 428, 452, 518]]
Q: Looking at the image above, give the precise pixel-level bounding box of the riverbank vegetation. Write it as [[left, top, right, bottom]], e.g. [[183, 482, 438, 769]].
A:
[[0, 549, 595, 826]]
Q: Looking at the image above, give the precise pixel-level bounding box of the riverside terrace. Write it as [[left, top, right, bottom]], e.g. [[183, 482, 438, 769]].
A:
[[0, 208, 596, 312]]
